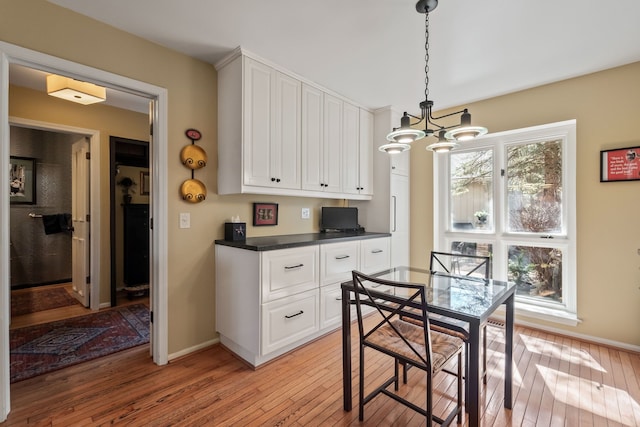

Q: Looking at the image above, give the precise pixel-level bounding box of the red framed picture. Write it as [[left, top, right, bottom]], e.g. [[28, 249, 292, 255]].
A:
[[253, 202, 278, 226], [600, 146, 640, 182]]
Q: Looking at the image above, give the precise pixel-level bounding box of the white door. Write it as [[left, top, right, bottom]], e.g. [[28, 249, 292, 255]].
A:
[[71, 137, 90, 306]]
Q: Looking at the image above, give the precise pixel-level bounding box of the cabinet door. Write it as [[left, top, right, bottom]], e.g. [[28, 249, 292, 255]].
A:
[[358, 109, 373, 196], [323, 93, 342, 193], [243, 57, 273, 187], [391, 174, 410, 267], [342, 102, 360, 196], [301, 84, 323, 191], [272, 71, 301, 189]]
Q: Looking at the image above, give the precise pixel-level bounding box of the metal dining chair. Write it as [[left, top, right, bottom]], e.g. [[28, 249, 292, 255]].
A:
[[351, 270, 464, 426], [429, 250, 493, 397]]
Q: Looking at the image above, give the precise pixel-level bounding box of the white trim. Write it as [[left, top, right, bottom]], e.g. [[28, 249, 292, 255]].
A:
[[168, 338, 220, 362], [513, 318, 640, 354], [0, 41, 169, 422]]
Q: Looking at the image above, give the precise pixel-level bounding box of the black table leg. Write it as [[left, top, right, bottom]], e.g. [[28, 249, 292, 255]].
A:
[[504, 294, 514, 409], [342, 286, 352, 411], [467, 319, 481, 427]]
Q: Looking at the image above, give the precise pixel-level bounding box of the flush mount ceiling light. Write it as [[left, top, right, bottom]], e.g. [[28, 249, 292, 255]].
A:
[[380, 0, 487, 154], [46, 74, 106, 105]]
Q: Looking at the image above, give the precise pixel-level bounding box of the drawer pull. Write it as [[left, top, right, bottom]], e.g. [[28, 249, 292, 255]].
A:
[[371, 249, 383, 254], [285, 310, 304, 319], [335, 255, 350, 260], [284, 264, 304, 270], [335, 296, 342, 301]]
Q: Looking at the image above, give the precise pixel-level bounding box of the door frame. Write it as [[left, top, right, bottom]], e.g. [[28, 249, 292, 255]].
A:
[[11, 118, 99, 309], [0, 41, 169, 421]]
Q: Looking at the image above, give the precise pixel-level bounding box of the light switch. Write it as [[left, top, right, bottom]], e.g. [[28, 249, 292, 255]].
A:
[[301, 208, 310, 219], [179, 212, 190, 229]]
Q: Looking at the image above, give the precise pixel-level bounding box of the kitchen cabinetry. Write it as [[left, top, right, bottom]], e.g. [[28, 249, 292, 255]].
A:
[[351, 107, 410, 267], [343, 107, 373, 196], [216, 47, 372, 200], [301, 84, 342, 193], [215, 233, 390, 367], [217, 54, 301, 193]]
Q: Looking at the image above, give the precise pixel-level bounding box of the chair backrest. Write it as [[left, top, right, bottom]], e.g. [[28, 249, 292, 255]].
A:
[[429, 251, 491, 280], [351, 270, 434, 369]]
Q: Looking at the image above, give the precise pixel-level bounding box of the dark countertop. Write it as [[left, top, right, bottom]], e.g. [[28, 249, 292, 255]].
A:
[[215, 231, 391, 251]]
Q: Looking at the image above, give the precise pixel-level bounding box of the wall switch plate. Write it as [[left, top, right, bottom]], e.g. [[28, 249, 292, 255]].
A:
[[179, 212, 190, 229], [301, 208, 310, 219]]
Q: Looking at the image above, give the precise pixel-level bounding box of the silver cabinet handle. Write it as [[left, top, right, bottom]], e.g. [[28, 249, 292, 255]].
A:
[[284, 264, 304, 270], [335, 255, 350, 260], [284, 310, 304, 319], [392, 195, 397, 232], [371, 249, 383, 254]]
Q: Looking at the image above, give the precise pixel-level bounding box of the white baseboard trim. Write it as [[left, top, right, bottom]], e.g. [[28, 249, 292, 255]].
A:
[[515, 318, 640, 353], [168, 338, 220, 361]]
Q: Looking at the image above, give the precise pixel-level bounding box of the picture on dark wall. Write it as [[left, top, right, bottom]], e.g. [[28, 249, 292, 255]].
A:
[[253, 202, 278, 226], [9, 156, 36, 204]]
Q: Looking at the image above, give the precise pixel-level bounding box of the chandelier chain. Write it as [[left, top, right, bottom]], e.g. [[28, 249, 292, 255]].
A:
[[424, 12, 429, 104]]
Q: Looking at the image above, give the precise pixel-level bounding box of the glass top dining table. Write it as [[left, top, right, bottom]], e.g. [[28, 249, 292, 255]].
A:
[[340, 266, 516, 427]]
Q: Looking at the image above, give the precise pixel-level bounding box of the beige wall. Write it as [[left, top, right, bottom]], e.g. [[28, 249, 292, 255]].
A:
[[410, 62, 640, 347], [1, 1, 341, 355]]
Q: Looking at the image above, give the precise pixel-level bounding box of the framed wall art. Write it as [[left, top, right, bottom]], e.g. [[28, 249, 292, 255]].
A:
[[10, 156, 36, 204], [253, 202, 278, 226], [600, 146, 640, 182], [140, 171, 150, 195]]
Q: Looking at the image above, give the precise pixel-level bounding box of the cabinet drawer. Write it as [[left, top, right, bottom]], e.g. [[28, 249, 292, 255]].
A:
[[261, 289, 319, 355], [320, 241, 359, 286], [360, 237, 391, 274], [320, 283, 350, 329], [261, 246, 319, 302]]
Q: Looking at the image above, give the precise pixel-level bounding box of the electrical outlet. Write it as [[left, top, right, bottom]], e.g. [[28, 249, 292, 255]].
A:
[[301, 208, 310, 219], [179, 212, 190, 229]]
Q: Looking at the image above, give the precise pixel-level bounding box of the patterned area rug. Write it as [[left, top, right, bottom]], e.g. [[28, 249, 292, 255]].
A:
[[10, 304, 149, 383], [11, 287, 81, 317]]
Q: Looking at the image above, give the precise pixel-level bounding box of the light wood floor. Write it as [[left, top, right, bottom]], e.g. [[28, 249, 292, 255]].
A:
[[10, 283, 148, 330], [5, 318, 640, 426]]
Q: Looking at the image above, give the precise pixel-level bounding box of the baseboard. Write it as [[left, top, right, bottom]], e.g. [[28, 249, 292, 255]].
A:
[[515, 318, 640, 353], [168, 337, 220, 361]]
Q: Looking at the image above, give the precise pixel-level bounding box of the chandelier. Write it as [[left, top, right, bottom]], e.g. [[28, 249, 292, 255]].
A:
[[380, 0, 487, 154]]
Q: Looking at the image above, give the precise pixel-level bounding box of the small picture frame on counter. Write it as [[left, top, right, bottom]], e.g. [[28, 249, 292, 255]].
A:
[[224, 222, 246, 241]]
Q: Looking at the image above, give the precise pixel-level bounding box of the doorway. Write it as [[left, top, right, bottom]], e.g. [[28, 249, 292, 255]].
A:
[[1, 40, 170, 421]]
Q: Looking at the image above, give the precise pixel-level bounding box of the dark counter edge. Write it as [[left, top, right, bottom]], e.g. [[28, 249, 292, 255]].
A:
[[214, 231, 392, 251]]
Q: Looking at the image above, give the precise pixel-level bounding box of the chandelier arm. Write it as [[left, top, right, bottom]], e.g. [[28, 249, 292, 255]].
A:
[[428, 108, 469, 122]]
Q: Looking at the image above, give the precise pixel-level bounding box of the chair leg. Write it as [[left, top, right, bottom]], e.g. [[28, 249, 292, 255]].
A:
[[457, 352, 463, 424], [482, 325, 487, 384], [359, 345, 365, 421], [394, 359, 399, 391]]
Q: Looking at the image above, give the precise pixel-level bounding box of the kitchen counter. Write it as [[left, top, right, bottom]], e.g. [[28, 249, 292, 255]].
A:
[[214, 231, 390, 251]]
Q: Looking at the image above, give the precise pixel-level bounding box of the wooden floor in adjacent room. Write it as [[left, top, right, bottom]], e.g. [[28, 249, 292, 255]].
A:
[[5, 319, 640, 426]]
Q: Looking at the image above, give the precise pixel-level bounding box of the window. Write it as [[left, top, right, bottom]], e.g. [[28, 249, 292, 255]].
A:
[[434, 120, 577, 324]]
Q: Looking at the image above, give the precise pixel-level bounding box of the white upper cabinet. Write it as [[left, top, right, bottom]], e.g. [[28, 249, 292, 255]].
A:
[[343, 107, 373, 196], [301, 85, 342, 194], [217, 47, 372, 200]]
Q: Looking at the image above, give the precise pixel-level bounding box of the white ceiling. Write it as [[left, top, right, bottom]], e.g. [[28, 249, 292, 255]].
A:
[[28, 0, 640, 115]]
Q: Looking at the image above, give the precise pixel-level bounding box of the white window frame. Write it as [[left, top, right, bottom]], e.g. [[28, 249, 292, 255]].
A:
[[434, 120, 578, 325]]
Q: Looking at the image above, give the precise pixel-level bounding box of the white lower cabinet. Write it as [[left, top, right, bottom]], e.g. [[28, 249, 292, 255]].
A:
[[215, 235, 391, 367], [262, 288, 319, 355]]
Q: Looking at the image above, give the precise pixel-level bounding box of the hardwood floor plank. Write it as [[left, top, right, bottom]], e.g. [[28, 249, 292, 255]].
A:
[[6, 321, 640, 426]]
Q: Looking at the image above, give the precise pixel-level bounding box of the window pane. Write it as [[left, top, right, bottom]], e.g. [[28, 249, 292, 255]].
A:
[[451, 241, 494, 277], [507, 140, 562, 233], [450, 149, 493, 231], [508, 245, 563, 303]]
